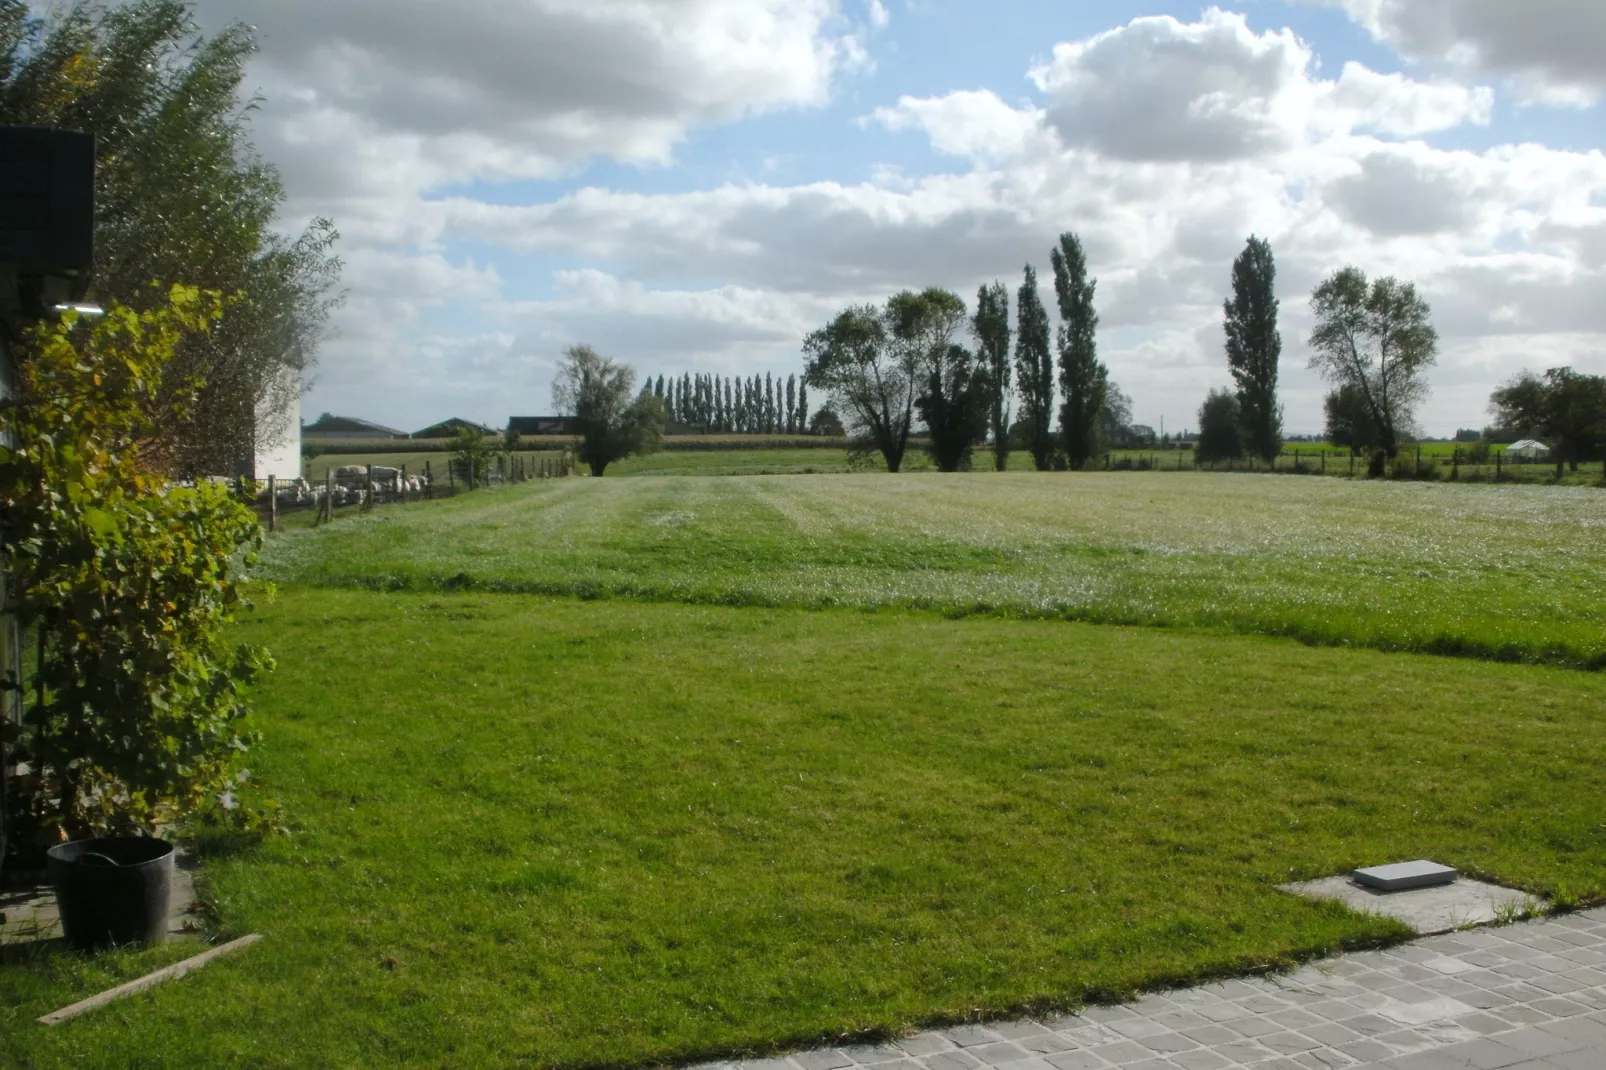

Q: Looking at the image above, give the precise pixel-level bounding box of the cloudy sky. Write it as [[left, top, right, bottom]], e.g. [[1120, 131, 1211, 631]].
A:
[[193, 0, 1605, 438]]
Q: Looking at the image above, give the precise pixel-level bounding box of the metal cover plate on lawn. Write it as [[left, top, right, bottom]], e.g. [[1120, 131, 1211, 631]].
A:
[[1354, 860, 1459, 891]]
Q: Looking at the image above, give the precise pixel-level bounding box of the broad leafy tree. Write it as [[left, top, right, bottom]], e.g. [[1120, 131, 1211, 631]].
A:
[[1051, 232, 1107, 469], [1490, 367, 1606, 475], [917, 341, 993, 472], [804, 304, 913, 471], [1013, 265, 1055, 470], [1324, 385, 1381, 458], [809, 406, 844, 437], [1224, 236, 1283, 463], [0, 0, 341, 477], [551, 345, 665, 476], [972, 281, 1012, 471], [1308, 267, 1438, 458], [805, 288, 966, 472], [1195, 388, 1244, 463], [1099, 382, 1135, 449]]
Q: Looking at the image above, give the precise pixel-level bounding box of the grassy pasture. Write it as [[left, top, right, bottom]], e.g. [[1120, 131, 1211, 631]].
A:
[[4, 588, 1604, 1068], [262, 472, 1606, 669]]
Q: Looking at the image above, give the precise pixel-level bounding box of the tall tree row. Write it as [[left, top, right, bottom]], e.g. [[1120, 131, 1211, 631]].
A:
[[1051, 232, 1107, 470], [972, 281, 1012, 472], [1224, 236, 1283, 463], [1014, 265, 1055, 471], [650, 370, 811, 433]]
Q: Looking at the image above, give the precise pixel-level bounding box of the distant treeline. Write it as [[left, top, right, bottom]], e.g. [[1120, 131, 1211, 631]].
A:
[[647, 372, 815, 435], [305, 434, 849, 457]]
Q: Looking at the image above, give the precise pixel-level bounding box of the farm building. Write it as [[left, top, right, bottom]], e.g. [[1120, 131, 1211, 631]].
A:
[[414, 417, 499, 439], [508, 415, 583, 436], [1506, 439, 1551, 459], [303, 413, 407, 440]]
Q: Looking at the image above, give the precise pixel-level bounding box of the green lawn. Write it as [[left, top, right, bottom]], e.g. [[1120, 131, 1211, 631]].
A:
[[262, 473, 1606, 669], [4, 588, 1605, 1068]]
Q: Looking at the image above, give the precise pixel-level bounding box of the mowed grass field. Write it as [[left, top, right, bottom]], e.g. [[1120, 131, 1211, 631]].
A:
[[262, 472, 1606, 668], [4, 471, 1604, 1068], [4, 590, 1606, 1068]]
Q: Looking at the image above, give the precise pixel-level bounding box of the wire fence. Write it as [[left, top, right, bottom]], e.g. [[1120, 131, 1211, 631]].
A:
[[246, 452, 575, 529], [1105, 446, 1605, 484]]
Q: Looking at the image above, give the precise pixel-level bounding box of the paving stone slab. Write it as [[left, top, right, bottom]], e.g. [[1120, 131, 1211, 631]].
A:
[[0, 850, 203, 947], [1354, 861, 1460, 892], [683, 908, 1606, 1070], [1279, 876, 1547, 935]]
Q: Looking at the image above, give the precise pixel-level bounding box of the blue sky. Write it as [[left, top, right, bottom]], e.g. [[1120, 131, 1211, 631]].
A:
[[197, 0, 1605, 438]]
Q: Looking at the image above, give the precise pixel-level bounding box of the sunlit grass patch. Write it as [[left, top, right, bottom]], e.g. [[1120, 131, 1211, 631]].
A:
[[4, 588, 1604, 1067], [260, 472, 1606, 669]]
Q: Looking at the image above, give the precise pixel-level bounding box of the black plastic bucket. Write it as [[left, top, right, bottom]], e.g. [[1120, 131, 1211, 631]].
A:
[[46, 837, 175, 951]]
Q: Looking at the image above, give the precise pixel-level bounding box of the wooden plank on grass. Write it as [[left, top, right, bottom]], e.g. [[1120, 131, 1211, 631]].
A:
[[38, 934, 263, 1025]]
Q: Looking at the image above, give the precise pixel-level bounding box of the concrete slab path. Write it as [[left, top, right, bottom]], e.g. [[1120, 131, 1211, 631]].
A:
[[691, 907, 1606, 1070]]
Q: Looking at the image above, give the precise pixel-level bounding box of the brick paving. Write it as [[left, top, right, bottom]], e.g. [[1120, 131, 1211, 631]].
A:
[[690, 907, 1606, 1070]]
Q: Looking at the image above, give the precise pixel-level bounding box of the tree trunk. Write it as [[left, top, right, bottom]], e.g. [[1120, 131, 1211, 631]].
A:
[[589, 460, 608, 477]]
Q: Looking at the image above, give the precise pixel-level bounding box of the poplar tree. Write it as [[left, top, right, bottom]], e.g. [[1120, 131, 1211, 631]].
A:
[[1224, 236, 1283, 463], [1051, 231, 1107, 470], [785, 375, 797, 434], [973, 281, 1012, 471], [797, 380, 809, 433], [1014, 265, 1055, 470]]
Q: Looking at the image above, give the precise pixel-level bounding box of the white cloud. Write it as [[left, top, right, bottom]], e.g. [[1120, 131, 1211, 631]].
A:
[[1028, 9, 1316, 162], [199, 0, 871, 197], [1308, 0, 1606, 105], [504, 270, 828, 364], [1324, 63, 1493, 135], [872, 91, 1048, 163], [1323, 146, 1488, 237], [1021, 8, 1491, 163], [228, 4, 1603, 436]]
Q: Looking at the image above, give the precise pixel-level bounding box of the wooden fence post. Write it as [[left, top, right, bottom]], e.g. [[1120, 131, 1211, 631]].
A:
[[268, 475, 277, 532], [366, 464, 374, 510], [402, 464, 409, 503], [325, 468, 334, 522]]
